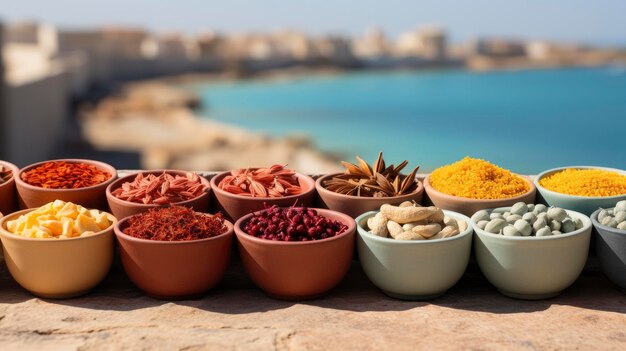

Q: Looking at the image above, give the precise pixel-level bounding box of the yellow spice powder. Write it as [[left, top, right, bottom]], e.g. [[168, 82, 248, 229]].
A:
[[430, 157, 529, 199], [539, 169, 626, 197]]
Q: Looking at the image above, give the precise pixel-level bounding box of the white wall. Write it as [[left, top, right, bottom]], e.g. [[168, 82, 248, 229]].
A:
[[5, 70, 68, 165]]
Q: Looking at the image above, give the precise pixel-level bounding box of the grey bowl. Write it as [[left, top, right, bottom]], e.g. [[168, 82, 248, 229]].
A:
[[591, 208, 626, 292], [472, 207, 591, 300], [356, 210, 473, 300], [535, 166, 626, 215]]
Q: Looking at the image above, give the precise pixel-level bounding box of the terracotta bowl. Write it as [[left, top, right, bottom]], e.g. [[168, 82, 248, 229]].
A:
[[234, 208, 356, 300], [106, 170, 211, 220], [423, 175, 537, 217], [211, 170, 316, 222], [535, 166, 626, 215], [315, 173, 424, 218], [0, 208, 116, 298], [15, 159, 117, 211], [356, 210, 473, 300], [591, 208, 626, 291], [0, 160, 19, 216], [472, 207, 591, 300], [114, 215, 233, 300]]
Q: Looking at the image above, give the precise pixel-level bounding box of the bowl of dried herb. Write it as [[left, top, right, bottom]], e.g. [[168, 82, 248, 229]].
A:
[[315, 153, 424, 218]]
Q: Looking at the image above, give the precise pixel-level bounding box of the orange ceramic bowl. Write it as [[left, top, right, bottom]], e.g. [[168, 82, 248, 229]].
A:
[[106, 170, 211, 220], [114, 215, 233, 300], [15, 159, 117, 211], [315, 172, 424, 218], [423, 175, 537, 217], [211, 170, 316, 222], [0, 160, 19, 216], [234, 208, 356, 300], [0, 208, 116, 298]]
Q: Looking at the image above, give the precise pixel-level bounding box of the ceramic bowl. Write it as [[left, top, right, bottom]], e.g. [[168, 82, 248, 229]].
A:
[[591, 208, 626, 291], [211, 170, 316, 221], [106, 170, 211, 220], [234, 208, 355, 300], [0, 160, 19, 216], [535, 166, 626, 215], [0, 208, 116, 298], [472, 207, 591, 300], [356, 210, 473, 300], [424, 175, 537, 217], [315, 173, 424, 218], [114, 214, 233, 300], [15, 159, 117, 211]]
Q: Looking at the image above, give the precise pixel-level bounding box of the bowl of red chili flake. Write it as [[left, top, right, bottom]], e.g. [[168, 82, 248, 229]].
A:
[[234, 205, 356, 300], [16, 159, 116, 210], [106, 170, 210, 219], [114, 206, 233, 299], [0, 160, 19, 216], [210, 165, 316, 221]]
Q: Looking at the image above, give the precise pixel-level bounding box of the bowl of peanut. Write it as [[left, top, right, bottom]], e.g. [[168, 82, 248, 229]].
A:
[[356, 202, 473, 300]]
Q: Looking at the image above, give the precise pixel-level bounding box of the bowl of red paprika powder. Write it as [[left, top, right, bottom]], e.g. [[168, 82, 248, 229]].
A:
[[15, 159, 117, 211], [114, 206, 233, 300], [234, 206, 356, 300]]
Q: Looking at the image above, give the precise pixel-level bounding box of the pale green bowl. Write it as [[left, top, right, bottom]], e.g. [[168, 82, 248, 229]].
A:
[[356, 210, 473, 300], [535, 166, 626, 215], [472, 207, 591, 300]]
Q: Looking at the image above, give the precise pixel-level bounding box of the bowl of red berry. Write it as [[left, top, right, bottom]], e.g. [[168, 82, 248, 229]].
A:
[[234, 205, 356, 300]]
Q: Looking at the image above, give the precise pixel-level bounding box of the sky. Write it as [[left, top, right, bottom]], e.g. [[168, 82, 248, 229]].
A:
[[1, 0, 625, 45]]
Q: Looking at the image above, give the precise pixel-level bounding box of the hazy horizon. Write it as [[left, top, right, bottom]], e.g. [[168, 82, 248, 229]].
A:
[[1, 0, 626, 45]]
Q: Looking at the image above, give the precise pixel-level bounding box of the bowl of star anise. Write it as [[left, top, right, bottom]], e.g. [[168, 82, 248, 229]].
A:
[[315, 153, 424, 218]]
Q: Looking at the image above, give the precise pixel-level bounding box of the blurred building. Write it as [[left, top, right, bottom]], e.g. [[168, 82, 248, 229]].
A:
[[396, 27, 447, 61], [466, 38, 527, 57], [353, 27, 391, 58]]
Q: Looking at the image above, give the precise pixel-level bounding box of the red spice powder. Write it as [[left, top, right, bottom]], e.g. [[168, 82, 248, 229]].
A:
[[123, 206, 227, 241], [21, 161, 111, 189]]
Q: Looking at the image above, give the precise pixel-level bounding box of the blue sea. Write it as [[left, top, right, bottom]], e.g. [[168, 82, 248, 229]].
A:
[[194, 67, 626, 173]]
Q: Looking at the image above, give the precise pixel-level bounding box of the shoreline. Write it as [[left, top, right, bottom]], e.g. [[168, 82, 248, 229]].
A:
[[80, 76, 345, 174]]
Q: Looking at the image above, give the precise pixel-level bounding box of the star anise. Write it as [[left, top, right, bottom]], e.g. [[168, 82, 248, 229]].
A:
[[324, 152, 419, 197]]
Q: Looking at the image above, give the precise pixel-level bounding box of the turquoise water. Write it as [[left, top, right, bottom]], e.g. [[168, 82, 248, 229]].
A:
[[194, 68, 626, 173]]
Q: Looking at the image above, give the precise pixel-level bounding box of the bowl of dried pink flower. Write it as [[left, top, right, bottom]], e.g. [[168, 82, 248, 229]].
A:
[[315, 153, 424, 218], [106, 170, 211, 220], [210, 165, 316, 221]]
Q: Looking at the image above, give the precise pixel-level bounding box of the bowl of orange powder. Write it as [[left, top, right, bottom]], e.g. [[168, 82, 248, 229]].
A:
[[535, 166, 626, 215], [423, 157, 536, 216], [15, 159, 117, 211]]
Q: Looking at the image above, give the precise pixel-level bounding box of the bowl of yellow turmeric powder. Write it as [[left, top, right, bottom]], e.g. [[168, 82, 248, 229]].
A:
[[535, 166, 626, 215], [424, 157, 536, 217]]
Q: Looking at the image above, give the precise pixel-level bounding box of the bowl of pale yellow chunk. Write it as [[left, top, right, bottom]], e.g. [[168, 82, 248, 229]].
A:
[[0, 200, 116, 298]]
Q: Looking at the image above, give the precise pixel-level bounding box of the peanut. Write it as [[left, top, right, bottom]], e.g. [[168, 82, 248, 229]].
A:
[[402, 220, 429, 231], [395, 231, 426, 240], [380, 204, 440, 224], [410, 223, 442, 239], [367, 212, 388, 237], [431, 225, 459, 239], [456, 219, 468, 233], [387, 220, 404, 238], [399, 201, 418, 207], [443, 216, 459, 229]]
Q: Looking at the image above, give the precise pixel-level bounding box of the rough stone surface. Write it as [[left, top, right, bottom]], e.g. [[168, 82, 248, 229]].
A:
[[0, 256, 625, 350]]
